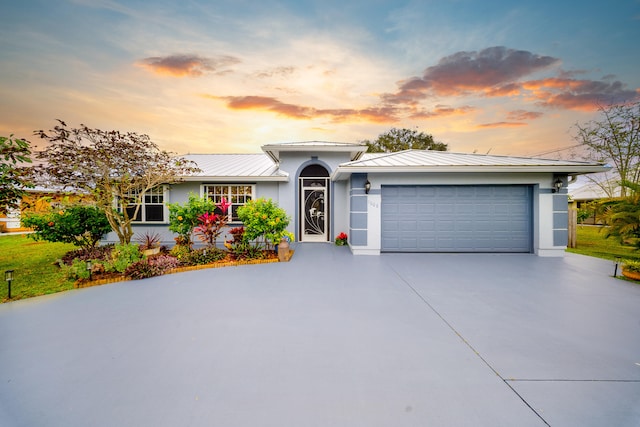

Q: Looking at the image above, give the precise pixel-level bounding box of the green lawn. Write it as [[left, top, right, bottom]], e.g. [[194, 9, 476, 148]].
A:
[[566, 225, 640, 262], [0, 234, 76, 303]]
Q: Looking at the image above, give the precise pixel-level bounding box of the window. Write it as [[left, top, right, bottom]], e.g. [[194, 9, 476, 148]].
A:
[[124, 186, 167, 223], [202, 184, 253, 222]]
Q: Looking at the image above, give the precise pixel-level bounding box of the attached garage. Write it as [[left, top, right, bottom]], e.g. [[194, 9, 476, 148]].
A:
[[381, 185, 532, 253]]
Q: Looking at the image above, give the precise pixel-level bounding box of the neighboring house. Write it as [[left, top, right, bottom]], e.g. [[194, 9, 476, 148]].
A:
[[104, 141, 608, 257], [0, 187, 86, 233], [568, 177, 622, 224]]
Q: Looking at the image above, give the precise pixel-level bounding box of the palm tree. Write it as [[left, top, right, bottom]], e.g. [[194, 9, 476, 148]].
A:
[[603, 181, 640, 247]]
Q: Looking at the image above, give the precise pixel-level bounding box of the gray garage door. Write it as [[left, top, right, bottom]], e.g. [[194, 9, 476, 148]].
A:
[[381, 185, 532, 253]]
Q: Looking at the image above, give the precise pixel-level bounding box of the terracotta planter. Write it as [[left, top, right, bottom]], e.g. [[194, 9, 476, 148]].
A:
[[277, 239, 290, 262], [621, 268, 640, 281], [142, 247, 161, 256]]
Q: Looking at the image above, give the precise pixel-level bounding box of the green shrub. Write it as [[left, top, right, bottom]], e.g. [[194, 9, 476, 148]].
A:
[[182, 248, 227, 265], [623, 259, 640, 272], [62, 258, 92, 280], [60, 245, 114, 266], [228, 240, 267, 260], [108, 243, 142, 273], [167, 194, 217, 244], [22, 205, 112, 249], [237, 198, 290, 250], [169, 244, 191, 262], [577, 209, 590, 224]]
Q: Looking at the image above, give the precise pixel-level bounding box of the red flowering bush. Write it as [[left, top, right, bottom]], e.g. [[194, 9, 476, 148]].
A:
[[194, 197, 231, 247]]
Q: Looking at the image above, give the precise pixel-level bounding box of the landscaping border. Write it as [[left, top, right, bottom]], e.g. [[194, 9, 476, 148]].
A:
[[75, 250, 294, 289]]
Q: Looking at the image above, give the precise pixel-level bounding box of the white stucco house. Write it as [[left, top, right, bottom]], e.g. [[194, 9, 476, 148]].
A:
[[107, 141, 608, 257]]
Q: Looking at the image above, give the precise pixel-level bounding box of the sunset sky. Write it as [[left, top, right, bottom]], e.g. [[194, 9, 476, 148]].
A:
[[1, 0, 639, 158]]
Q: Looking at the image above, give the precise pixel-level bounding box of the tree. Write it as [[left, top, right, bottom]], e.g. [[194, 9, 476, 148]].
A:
[[34, 121, 200, 244], [362, 128, 448, 153], [21, 204, 112, 249], [602, 181, 640, 247], [0, 135, 33, 215], [573, 102, 640, 197]]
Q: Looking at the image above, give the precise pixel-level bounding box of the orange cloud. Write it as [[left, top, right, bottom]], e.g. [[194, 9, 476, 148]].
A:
[[411, 104, 476, 119], [477, 122, 528, 129], [484, 83, 523, 97], [506, 110, 543, 121], [206, 95, 400, 123], [381, 47, 639, 112], [225, 96, 314, 118], [522, 77, 639, 111], [138, 54, 240, 77]]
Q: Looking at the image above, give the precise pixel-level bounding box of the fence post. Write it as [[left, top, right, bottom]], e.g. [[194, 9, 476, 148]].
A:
[[568, 208, 577, 248]]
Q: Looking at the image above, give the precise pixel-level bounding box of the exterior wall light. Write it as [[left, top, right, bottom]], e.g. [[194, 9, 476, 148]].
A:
[[552, 178, 563, 193], [365, 180, 371, 194], [5, 270, 14, 299]]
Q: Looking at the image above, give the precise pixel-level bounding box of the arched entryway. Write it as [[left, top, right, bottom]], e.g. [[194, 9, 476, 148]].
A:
[[299, 164, 329, 242]]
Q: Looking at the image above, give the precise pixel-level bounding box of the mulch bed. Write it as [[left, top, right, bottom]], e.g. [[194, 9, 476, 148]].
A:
[[75, 250, 293, 289]]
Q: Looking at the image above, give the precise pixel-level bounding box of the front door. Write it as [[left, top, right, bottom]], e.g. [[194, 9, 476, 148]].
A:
[[299, 165, 329, 242]]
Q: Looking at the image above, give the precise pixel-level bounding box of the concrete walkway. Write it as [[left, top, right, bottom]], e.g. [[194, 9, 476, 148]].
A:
[[1, 245, 639, 426]]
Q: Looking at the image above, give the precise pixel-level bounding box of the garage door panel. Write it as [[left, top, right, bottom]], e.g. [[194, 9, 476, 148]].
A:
[[399, 221, 417, 232], [437, 204, 455, 214], [438, 220, 455, 231], [382, 185, 532, 253], [417, 203, 436, 214], [418, 220, 435, 231]]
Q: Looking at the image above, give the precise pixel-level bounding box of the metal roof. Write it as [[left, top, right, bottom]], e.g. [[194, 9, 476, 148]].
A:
[[332, 150, 610, 180], [182, 154, 288, 182], [180, 148, 609, 183]]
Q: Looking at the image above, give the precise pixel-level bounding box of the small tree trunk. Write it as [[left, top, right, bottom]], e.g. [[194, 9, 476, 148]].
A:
[[568, 208, 578, 248]]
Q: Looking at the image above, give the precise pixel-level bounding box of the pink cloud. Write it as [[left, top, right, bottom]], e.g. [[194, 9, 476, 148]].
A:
[[383, 47, 559, 103], [477, 122, 528, 129], [506, 110, 543, 121], [411, 104, 476, 119], [523, 78, 639, 110], [207, 95, 400, 123], [138, 54, 240, 77]]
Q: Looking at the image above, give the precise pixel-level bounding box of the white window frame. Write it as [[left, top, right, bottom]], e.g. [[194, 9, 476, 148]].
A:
[[122, 185, 170, 224], [201, 184, 255, 223]]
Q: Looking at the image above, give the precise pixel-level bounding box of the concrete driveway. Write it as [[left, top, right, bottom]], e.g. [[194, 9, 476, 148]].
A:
[[1, 245, 639, 426]]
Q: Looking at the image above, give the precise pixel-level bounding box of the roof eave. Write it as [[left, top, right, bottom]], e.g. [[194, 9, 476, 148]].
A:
[[182, 175, 289, 182], [261, 143, 367, 162], [331, 165, 611, 181]]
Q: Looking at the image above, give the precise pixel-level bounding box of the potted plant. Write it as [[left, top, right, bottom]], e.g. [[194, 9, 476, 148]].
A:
[[621, 259, 640, 281], [335, 232, 348, 246], [135, 231, 162, 256]]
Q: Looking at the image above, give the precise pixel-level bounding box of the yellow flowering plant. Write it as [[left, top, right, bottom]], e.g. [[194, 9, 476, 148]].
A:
[[167, 193, 216, 245], [237, 198, 290, 251]]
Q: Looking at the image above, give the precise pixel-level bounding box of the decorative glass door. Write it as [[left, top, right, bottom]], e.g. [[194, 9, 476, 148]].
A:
[[300, 178, 329, 242]]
